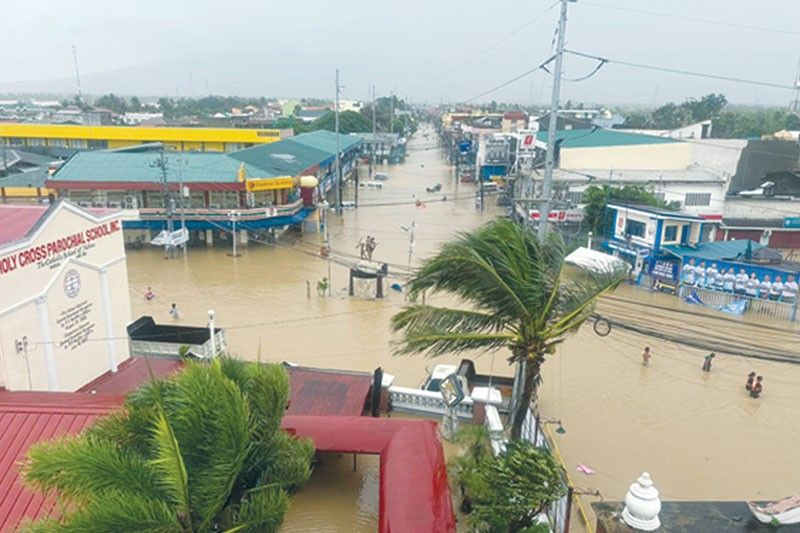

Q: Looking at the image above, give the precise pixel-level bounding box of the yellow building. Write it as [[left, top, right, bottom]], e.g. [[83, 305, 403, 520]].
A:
[[0, 124, 289, 152]]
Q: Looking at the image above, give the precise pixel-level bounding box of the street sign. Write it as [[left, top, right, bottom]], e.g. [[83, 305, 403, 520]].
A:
[[529, 209, 584, 222], [458, 141, 472, 153], [784, 217, 800, 228]]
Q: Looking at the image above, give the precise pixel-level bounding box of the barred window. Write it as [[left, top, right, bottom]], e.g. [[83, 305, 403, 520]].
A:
[[685, 192, 711, 206], [566, 191, 584, 205]]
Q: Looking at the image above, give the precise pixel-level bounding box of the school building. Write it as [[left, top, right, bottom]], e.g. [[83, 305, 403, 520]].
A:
[[0, 123, 289, 152]]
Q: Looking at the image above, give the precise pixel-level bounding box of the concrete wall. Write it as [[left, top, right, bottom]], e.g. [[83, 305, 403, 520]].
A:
[[560, 142, 692, 171], [724, 197, 800, 221], [0, 203, 131, 391]]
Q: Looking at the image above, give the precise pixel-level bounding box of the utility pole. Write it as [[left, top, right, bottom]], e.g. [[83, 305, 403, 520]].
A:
[[390, 92, 395, 135], [334, 69, 343, 215], [538, 0, 571, 241], [371, 84, 376, 177], [791, 57, 800, 113], [322, 204, 332, 296], [154, 147, 175, 259], [177, 156, 187, 258], [72, 45, 82, 102]]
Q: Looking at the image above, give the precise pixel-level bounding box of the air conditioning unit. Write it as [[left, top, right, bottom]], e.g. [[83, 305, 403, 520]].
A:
[[123, 195, 139, 209]]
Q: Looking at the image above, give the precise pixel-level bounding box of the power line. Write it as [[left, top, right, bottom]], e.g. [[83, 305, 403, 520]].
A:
[[580, 1, 800, 38], [463, 55, 556, 103], [565, 49, 797, 91], [416, 1, 559, 88]]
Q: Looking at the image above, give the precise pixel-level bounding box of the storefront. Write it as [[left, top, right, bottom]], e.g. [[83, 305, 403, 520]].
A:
[[0, 201, 131, 391]]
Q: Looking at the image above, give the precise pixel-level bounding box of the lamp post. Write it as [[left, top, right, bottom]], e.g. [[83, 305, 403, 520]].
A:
[[228, 211, 241, 258], [208, 309, 217, 358]]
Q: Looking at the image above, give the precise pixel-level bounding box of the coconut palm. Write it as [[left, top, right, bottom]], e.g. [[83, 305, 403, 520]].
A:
[[22, 358, 314, 533], [391, 219, 624, 438]]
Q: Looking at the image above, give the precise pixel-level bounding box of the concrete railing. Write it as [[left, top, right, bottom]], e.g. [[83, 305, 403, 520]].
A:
[[129, 330, 227, 359], [387, 385, 474, 419]]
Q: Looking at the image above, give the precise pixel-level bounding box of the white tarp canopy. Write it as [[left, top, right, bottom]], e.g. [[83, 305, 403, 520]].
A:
[[565, 247, 629, 273]]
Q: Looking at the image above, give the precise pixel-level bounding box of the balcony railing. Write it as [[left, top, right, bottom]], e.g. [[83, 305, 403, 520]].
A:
[[138, 199, 305, 221]]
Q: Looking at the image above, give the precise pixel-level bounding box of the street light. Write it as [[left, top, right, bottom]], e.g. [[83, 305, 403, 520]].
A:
[[228, 211, 241, 258]]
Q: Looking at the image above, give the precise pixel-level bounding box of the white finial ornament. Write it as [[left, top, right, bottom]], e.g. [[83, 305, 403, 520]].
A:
[[622, 472, 661, 531]]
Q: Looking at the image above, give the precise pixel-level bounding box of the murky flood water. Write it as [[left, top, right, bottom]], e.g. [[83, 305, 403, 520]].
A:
[[127, 125, 800, 531]]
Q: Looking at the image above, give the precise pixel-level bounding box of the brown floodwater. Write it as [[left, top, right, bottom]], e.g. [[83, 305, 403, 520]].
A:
[[127, 124, 800, 532]]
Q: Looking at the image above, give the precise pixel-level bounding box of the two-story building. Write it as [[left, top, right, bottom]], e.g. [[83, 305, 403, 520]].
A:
[[604, 203, 705, 282]]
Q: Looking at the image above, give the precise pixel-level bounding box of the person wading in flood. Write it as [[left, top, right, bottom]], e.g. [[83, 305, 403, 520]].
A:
[[169, 303, 181, 320], [750, 376, 764, 398], [702, 352, 716, 372], [642, 346, 652, 366], [745, 371, 756, 391]]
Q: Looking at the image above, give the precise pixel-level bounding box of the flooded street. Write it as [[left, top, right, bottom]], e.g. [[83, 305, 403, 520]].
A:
[[127, 125, 800, 531]]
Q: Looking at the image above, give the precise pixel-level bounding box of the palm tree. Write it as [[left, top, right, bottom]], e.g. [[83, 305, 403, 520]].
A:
[[391, 219, 624, 439], [22, 358, 314, 533]]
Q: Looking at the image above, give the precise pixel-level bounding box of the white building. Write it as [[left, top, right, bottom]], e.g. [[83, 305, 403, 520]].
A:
[[0, 201, 131, 391]]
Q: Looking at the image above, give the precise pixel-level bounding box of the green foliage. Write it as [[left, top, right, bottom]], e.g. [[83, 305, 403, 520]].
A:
[[391, 219, 625, 437], [94, 93, 130, 114], [456, 439, 566, 532], [307, 110, 372, 134], [583, 184, 679, 236], [21, 357, 313, 533]]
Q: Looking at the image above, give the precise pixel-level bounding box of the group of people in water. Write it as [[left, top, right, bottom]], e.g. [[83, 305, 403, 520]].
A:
[[681, 258, 798, 303], [642, 346, 764, 399], [143, 286, 181, 320]]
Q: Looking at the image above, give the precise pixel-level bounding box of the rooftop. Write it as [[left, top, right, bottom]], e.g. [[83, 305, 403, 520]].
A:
[[286, 366, 372, 417], [76, 357, 185, 395], [0, 205, 48, 245], [608, 202, 703, 221], [557, 167, 726, 185], [664, 239, 763, 261], [537, 128, 680, 148]]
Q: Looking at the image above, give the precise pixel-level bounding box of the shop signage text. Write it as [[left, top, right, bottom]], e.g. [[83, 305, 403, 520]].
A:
[[245, 177, 294, 192], [0, 220, 121, 276]]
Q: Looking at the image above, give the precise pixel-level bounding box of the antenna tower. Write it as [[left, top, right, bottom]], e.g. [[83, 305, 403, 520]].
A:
[[72, 45, 82, 101]]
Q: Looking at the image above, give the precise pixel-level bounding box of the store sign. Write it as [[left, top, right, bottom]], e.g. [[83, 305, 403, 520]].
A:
[[519, 133, 536, 152], [529, 209, 584, 222], [245, 177, 294, 192], [651, 260, 678, 281], [0, 220, 121, 277], [784, 217, 800, 228]]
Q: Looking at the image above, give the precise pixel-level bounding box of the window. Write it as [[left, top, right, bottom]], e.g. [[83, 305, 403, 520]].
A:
[[664, 225, 678, 242], [566, 191, 584, 205], [625, 219, 646, 238], [684, 192, 711, 206]]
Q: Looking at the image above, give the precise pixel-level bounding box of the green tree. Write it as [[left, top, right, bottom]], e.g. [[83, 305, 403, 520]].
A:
[[684, 93, 727, 122], [583, 184, 679, 236], [22, 358, 314, 532], [94, 93, 128, 114], [129, 96, 142, 112], [458, 439, 565, 532], [306, 110, 372, 134], [391, 219, 625, 438]]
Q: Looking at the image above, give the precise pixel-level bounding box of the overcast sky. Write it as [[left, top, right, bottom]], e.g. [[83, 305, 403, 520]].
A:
[[2, 0, 799, 106]]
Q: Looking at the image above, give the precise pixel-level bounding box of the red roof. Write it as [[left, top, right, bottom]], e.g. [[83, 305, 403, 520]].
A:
[[282, 415, 456, 533], [0, 392, 123, 531], [76, 357, 185, 395], [503, 111, 527, 120], [286, 366, 372, 416], [0, 205, 48, 246]]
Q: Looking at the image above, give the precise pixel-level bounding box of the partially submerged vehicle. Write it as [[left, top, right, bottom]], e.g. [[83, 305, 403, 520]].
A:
[[127, 316, 226, 359], [359, 181, 384, 189], [426, 183, 442, 193], [373, 172, 388, 181]]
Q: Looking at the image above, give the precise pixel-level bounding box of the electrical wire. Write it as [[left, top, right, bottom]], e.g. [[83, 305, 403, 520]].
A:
[[414, 1, 559, 88], [580, 0, 800, 38], [565, 49, 797, 91], [462, 55, 557, 103]]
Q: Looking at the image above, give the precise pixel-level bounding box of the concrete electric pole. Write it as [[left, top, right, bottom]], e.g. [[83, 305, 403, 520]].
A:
[[334, 69, 343, 215], [538, 0, 572, 241]]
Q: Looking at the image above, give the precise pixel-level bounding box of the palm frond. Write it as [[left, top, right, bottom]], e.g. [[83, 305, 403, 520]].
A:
[[250, 431, 314, 490], [22, 491, 183, 533], [22, 435, 166, 504], [408, 220, 546, 322], [391, 305, 509, 336], [149, 410, 191, 516], [393, 330, 515, 357], [223, 488, 289, 533], [544, 268, 626, 339]]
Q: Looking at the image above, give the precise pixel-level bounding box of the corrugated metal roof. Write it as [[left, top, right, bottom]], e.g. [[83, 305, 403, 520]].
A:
[[286, 366, 372, 416], [51, 151, 265, 184], [664, 240, 763, 260], [228, 140, 331, 177], [0, 392, 123, 531], [537, 128, 680, 148], [0, 205, 47, 245], [77, 357, 185, 395], [290, 130, 362, 155]]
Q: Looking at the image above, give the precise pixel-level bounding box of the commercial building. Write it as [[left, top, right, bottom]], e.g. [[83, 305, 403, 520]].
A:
[[0, 201, 131, 392], [47, 130, 362, 244], [355, 132, 406, 164], [0, 123, 289, 152]]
